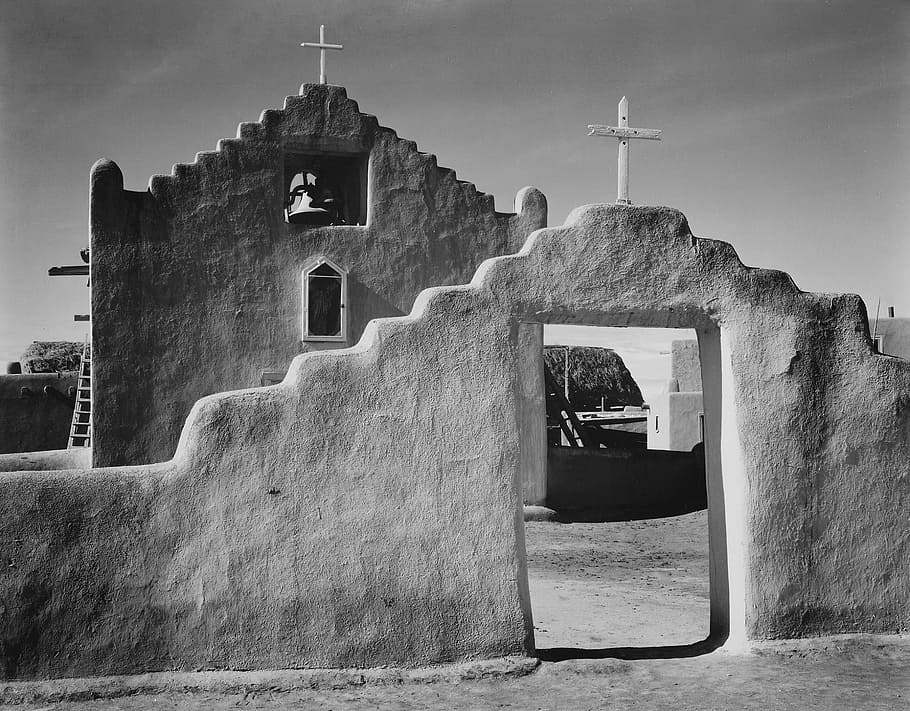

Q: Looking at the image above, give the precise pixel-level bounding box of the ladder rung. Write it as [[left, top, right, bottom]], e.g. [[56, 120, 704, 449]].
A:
[[69, 339, 91, 450]]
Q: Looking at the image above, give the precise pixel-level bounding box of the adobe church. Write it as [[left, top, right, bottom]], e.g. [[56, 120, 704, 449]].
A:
[[0, 82, 906, 680], [89, 83, 546, 467]]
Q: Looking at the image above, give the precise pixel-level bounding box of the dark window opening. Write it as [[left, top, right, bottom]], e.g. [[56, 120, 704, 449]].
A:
[[307, 265, 342, 337], [303, 259, 347, 341]]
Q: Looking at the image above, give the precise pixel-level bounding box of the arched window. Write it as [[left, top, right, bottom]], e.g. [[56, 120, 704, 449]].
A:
[[302, 258, 347, 342]]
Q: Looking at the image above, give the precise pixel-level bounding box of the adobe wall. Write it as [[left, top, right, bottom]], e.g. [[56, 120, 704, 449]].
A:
[[647, 391, 704, 452], [874, 317, 910, 359], [91, 84, 546, 467], [671, 339, 702, 392], [0, 373, 78, 453], [0, 448, 91, 472], [546, 446, 706, 521], [1, 205, 907, 679]]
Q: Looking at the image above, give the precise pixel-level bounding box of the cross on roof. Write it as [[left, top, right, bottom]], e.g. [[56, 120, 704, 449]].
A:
[[300, 25, 343, 86], [588, 97, 661, 205]]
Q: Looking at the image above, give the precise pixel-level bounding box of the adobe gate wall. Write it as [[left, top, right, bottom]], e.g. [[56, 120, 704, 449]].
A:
[[90, 84, 546, 467], [1, 205, 907, 679]]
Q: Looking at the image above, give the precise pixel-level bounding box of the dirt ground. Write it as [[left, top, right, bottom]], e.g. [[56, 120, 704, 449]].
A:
[[5, 512, 908, 710], [526, 511, 711, 651]]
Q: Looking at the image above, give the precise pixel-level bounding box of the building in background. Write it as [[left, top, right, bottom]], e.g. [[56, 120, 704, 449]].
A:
[[647, 340, 703, 452]]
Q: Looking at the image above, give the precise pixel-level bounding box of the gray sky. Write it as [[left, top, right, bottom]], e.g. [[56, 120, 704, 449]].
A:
[[1, 0, 907, 361]]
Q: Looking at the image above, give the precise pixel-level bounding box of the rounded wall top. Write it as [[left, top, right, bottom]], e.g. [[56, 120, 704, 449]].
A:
[[90, 159, 124, 191], [515, 187, 547, 220]]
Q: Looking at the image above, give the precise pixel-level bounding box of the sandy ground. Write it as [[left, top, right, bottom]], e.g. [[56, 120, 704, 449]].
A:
[[5, 511, 908, 709], [526, 511, 711, 651]]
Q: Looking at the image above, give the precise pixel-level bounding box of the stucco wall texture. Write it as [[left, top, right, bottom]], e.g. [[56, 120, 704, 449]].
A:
[[91, 84, 546, 467], [672, 339, 703, 392], [1, 206, 907, 679]]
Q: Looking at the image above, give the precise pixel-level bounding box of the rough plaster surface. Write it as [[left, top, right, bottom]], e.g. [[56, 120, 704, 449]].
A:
[[0, 448, 91, 472], [1, 205, 908, 679], [91, 84, 546, 467], [672, 339, 702, 392], [0, 373, 78, 453]]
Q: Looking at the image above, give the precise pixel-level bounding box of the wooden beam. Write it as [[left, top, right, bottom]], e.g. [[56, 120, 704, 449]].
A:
[[48, 265, 89, 276], [587, 125, 661, 140]]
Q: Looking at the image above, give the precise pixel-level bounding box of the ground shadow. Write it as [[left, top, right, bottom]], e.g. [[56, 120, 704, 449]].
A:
[[536, 634, 725, 662]]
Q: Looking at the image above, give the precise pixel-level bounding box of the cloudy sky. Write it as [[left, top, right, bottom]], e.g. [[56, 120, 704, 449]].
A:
[[1, 0, 907, 362]]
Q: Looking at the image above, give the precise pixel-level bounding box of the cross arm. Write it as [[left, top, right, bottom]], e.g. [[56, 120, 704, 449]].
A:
[[300, 42, 343, 50], [587, 125, 662, 140]]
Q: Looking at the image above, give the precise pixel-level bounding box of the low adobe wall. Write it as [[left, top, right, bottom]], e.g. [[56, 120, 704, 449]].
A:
[[546, 446, 706, 521], [0, 448, 91, 472], [0, 374, 78, 454], [0, 205, 907, 679]]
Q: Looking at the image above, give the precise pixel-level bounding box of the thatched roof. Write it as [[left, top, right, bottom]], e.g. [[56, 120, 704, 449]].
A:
[[19, 341, 82, 373], [543, 345, 643, 410]]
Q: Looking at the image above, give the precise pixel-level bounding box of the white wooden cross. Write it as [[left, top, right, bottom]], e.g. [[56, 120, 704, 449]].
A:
[[588, 97, 661, 205], [300, 25, 343, 85]]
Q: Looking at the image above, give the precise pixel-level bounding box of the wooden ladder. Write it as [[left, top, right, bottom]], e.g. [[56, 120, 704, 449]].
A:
[[544, 369, 597, 448], [68, 341, 91, 448]]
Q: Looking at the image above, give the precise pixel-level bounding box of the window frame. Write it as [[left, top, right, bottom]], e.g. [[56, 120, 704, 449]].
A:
[[302, 257, 348, 343]]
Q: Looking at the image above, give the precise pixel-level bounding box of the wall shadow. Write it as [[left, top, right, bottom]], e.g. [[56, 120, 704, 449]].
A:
[[536, 633, 726, 662]]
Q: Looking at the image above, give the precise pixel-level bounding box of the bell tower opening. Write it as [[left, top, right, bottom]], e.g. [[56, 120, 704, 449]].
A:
[[284, 151, 368, 226]]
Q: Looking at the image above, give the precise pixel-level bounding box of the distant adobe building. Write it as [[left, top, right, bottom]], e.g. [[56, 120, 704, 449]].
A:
[[647, 339, 704, 452], [871, 316, 910, 359], [89, 84, 546, 467]]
